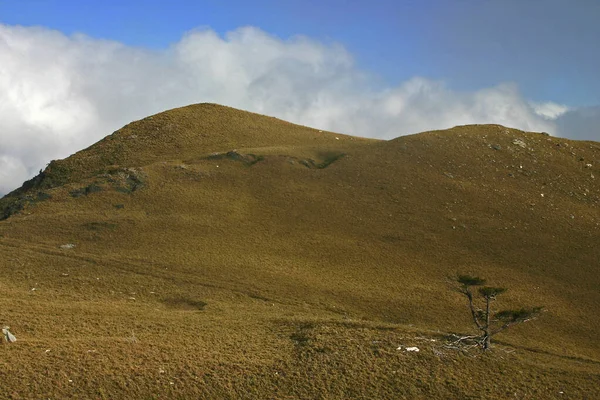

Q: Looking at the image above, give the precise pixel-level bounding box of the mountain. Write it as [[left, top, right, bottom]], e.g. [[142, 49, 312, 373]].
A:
[[1, 104, 599, 398]]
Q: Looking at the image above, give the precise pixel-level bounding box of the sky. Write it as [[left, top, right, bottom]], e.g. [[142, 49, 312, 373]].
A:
[[1, 0, 599, 195]]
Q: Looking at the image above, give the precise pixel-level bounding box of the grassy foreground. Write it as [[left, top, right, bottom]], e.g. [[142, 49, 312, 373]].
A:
[[1, 104, 599, 398]]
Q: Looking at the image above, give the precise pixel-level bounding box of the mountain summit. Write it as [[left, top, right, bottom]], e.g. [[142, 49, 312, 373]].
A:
[[1, 104, 599, 398]]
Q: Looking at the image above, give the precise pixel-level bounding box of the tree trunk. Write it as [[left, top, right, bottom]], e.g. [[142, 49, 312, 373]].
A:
[[482, 296, 492, 350], [482, 332, 491, 350]]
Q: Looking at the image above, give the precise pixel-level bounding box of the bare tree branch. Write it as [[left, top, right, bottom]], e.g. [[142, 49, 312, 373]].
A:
[[454, 274, 543, 351]]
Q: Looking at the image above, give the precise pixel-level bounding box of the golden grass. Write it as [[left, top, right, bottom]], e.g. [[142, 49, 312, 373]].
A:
[[0, 104, 599, 398]]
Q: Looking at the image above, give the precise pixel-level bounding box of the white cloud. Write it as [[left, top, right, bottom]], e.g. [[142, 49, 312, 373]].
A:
[[0, 155, 28, 194], [530, 101, 571, 120], [0, 24, 592, 195]]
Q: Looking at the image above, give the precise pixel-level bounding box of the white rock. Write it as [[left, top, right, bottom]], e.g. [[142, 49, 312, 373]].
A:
[[397, 345, 420, 352], [2, 326, 16, 343], [512, 139, 527, 148]]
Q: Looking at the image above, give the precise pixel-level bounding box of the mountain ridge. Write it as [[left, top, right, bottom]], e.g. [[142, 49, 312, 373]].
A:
[[0, 103, 598, 398]]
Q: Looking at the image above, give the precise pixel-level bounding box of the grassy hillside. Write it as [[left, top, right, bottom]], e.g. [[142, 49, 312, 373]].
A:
[[0, 104, 599, 398]]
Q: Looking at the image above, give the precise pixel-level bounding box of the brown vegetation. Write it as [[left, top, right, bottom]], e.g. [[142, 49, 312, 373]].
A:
[[0, 104, 599, 398]]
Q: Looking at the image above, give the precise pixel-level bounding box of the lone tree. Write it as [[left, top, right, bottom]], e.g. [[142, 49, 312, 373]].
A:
[[456, 274, 543, 350]]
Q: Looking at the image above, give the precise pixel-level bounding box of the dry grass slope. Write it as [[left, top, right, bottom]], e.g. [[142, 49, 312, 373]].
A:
[[1, 104, 599, 399]]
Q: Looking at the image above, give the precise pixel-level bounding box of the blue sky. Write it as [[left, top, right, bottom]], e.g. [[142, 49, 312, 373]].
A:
[[3, 0, 598, 106], [0, 0, 599, 194], [1, 1, 434, 88]]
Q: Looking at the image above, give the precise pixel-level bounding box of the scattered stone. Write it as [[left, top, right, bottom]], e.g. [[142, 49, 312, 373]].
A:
[[512, 139, 527, 148], [2, 326, 16, 343], [36, 192, 52, 201], [225, 151, 244, 161], [206, 150, 262, 166], [300, 160, 314, 169], [397, 345, 420, 352], [85, 184, 102, 194], [70, 183, 102, 198]]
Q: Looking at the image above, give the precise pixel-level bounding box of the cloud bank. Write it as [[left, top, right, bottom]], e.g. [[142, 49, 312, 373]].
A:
[[0, 24, 597, 195]]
